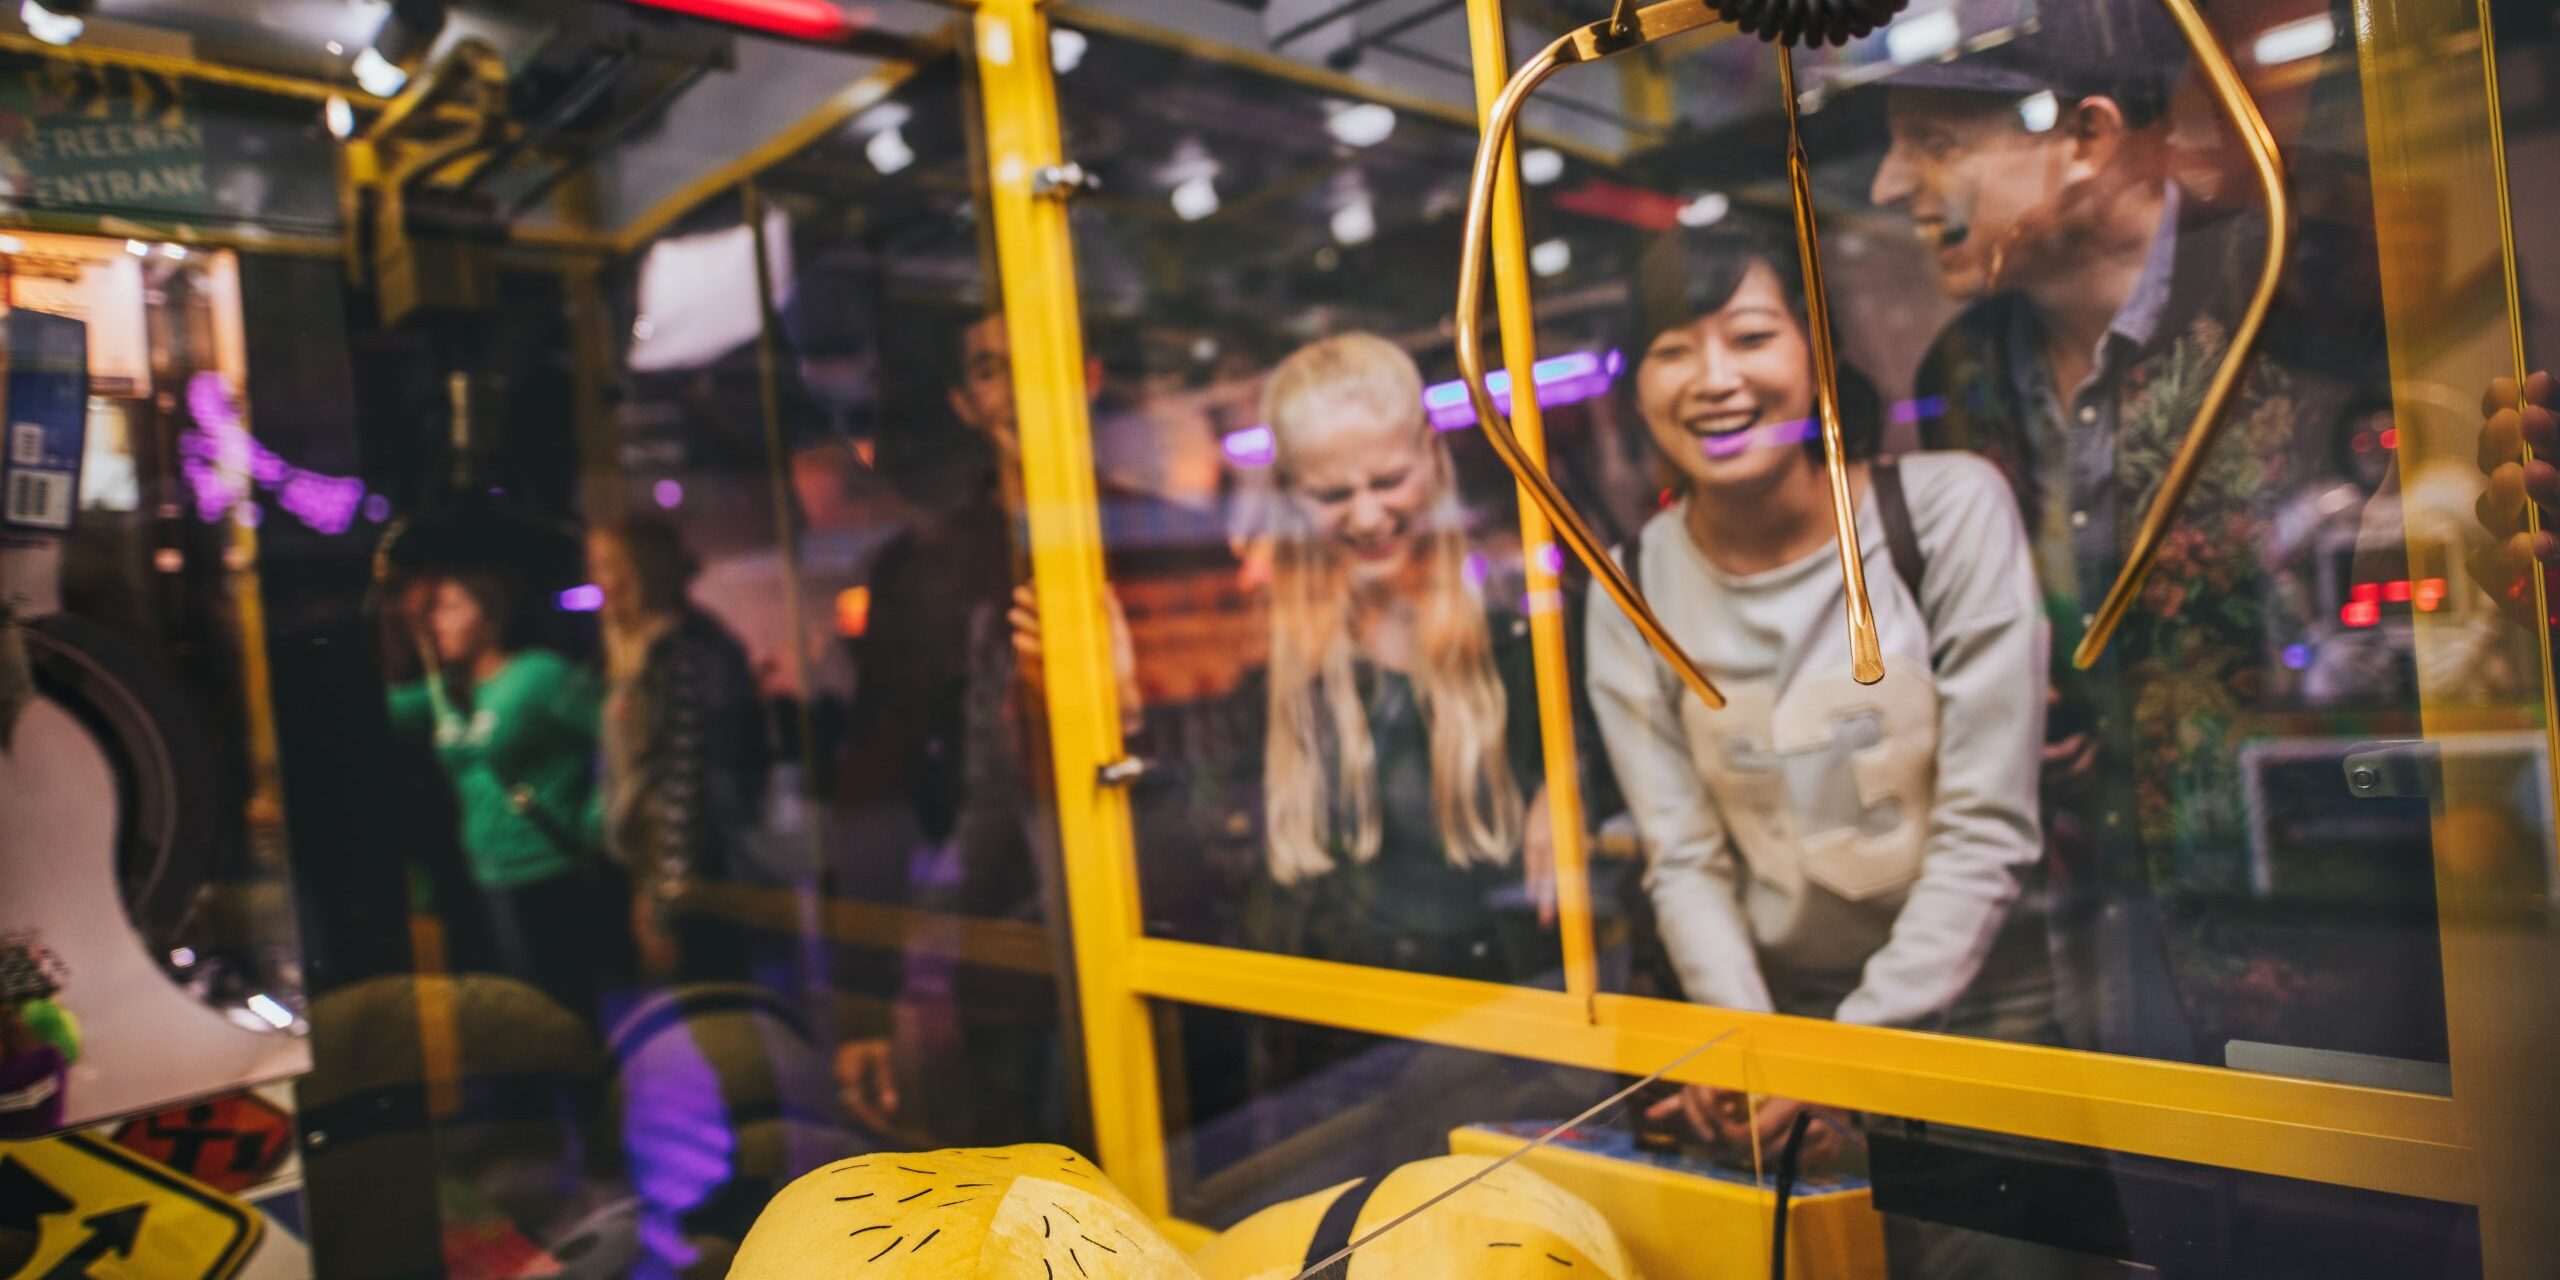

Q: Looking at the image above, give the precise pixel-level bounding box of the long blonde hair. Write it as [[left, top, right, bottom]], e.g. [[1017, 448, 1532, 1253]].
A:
[[1261, 332, 1523, 884]]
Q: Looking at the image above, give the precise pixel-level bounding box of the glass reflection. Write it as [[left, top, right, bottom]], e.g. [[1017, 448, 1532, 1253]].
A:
[[1052, 27, 1566, 988], [1547, 0, 2502, 1095]]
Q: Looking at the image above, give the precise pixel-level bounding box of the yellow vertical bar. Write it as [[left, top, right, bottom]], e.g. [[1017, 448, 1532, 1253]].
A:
[[2354, 0, 2556, 1274], [1460, 0, 1599, 1005], [974, 0, 1172, 1214]]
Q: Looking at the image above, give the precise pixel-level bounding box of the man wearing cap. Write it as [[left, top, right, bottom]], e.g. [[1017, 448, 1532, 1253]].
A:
[[1870, 0, 2400, 1068]]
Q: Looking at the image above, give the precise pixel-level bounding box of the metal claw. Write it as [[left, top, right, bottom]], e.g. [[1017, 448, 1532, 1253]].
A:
[[1454, 2, 1730, 710], [1455, 0, 1886, 707]]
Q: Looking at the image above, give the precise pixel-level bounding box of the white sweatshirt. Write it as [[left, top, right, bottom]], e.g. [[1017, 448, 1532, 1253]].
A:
[[1587, 451, 2048, 1029]]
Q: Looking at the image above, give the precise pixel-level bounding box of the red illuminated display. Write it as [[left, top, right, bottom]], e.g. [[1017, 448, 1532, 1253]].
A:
[[2339, 577, 2447, 627], [623, 0, 856, 40]]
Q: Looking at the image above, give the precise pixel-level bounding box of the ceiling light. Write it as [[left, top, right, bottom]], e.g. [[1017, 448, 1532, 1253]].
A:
[[159, 243, 187, 260], [351, 45, 409, 97], [2251, 13, 2335, 65], [1885, 8, 1960, 65], [0, 236, 18, 254], [1330, 196, 1375, 246], [325, 94, 356, 139], [354, 0, 445, 99], [1050, 28, 1087, 74], [1325, 102, 1397, 149], [1520, 147, 1564, 186], [21, 0, 84, 47], [123, 239, 148, 257], [1171, 174, 1219, 222], [1675, 191, 1730, 228], [1530, 237, 1571, 278], [325, 39, 344, 55], [2017, 89, 2058, 133], [866, 124, 914, 175]]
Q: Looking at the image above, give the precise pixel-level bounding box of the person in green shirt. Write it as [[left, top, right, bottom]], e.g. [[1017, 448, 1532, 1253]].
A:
[[389, 570, 607, 1022]]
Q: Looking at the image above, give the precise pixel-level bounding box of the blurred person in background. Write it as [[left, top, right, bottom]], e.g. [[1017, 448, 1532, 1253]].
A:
[[831, 312, 1067, 1147], [590, 517, 770, 986], [388, 569, 607, 1023]]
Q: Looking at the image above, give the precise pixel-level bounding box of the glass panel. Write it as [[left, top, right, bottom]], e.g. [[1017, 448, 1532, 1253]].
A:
[[1515, 0, 2547, 1098], [1051, 26, 1573, 989], [1153, 1001, 1640, 1231], [4, 12, 1081, 1280], [1759, 1102, 2480, 1278]]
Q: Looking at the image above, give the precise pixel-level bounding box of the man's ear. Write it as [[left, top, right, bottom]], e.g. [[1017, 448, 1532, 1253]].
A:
[[948, 384, 976, 431], [2061, 94, 2130, 186]]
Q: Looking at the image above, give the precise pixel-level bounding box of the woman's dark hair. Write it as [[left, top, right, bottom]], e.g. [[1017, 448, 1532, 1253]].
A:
[[441, 568, 528, 654], [1624, 214, 1883, 463]]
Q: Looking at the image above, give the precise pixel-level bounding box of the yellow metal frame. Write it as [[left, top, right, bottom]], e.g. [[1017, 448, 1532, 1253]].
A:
[[960, 0, 2535, 1251], [1460, 0, 1601, 1005], [975, 0, 1172, 1217], [40, 0, 2516, 1259], [2353, 0, 2558, 1271]]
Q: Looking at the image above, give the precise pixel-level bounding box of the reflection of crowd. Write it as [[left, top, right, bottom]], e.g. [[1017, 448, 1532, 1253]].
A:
[[315, 0, 2527, 1269], [368, 516, 796, 1278], [380, 518, 768, 1021], [992, 0, 2486, 1270]]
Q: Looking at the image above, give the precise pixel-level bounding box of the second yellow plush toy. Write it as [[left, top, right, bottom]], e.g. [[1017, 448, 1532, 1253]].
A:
[[1194, 1154, 1646, 1280], [727, 1144, 1202, 1279]]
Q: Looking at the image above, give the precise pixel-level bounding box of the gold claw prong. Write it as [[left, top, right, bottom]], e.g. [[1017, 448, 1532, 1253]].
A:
[[2072, 0, 2289, 669]]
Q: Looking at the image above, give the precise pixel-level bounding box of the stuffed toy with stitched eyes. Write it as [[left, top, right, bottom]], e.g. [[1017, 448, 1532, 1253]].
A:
[[727, 1144, 1203, 1279], [1193, 1154, 1645, 1280]]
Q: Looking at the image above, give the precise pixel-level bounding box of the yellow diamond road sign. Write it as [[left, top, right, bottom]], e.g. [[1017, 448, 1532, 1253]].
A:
[[0, 1132, 262, 1280]]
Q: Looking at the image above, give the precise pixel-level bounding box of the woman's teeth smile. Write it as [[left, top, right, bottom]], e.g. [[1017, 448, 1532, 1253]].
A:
[[1686, 409, 1759, 438]]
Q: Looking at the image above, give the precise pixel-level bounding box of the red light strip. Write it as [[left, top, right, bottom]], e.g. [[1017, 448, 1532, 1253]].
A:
[[2340, 577, 2449, 627], [621, 0, 855, 41]]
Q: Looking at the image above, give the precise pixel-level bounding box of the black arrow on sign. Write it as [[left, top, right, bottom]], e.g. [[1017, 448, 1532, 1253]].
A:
[[0, 1156, 74, 1235], [129, 70, 179, 128], [35, 1205, 145, 1279]]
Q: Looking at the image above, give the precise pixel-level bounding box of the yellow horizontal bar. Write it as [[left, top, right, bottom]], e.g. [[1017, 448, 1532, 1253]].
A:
[[0, 31, 375, 104], [1126, 938, 2474, 1205], [688, 883, 1058, 975]]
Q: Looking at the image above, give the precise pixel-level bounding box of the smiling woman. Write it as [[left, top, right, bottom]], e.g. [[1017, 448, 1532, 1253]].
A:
[[1584, 213, 2062, 1276]]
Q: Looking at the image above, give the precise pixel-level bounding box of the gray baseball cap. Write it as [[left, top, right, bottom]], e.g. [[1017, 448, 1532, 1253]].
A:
[[1877, 0, 2191, 123]]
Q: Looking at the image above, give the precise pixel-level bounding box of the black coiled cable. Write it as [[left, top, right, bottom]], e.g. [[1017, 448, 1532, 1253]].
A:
[[1711, 0, 1910, 46]]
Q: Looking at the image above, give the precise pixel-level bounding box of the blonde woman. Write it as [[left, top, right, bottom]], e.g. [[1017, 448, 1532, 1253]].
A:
[[1016, 331, 1557, 983]]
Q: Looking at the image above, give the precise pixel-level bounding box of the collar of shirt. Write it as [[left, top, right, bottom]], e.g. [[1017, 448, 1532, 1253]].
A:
[[2005, 185, 2183, 408], [2107, 183, 2181, 354]]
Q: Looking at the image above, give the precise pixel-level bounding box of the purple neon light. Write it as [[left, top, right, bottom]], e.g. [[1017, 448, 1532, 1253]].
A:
[[178, 371, 376, 536], [1222, 349, 1621, 468], [558, 583, 606, 612]]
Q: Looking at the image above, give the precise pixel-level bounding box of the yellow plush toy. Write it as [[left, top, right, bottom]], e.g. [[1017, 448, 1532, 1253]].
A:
[[731, 1147, 1644, 1279], [727, 1144, 1202, 1278], [1193, 1154, 1646, 1280]]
